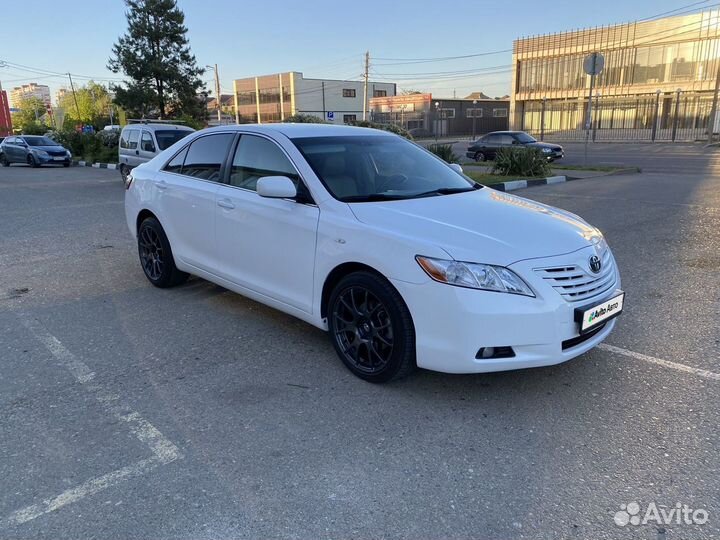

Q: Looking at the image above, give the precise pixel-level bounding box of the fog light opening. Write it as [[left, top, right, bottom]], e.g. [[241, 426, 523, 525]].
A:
[[475, 346, 515, 360]]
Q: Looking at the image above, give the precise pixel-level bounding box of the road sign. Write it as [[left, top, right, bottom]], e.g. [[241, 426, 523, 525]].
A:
[[583, 52, 605, 76], [326, 111, 334, 121]]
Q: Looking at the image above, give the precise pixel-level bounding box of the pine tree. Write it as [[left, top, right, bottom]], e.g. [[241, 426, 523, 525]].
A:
[[108, 0, 206, 120]]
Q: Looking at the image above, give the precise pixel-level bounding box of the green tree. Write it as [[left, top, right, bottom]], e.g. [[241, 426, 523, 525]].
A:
[[11, 97, 48, 134], [107, 0, 206, 120], [58, 81, 113, 128]]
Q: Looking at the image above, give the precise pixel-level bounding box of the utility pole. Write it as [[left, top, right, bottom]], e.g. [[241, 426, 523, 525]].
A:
[[206, 64, 222, 122], [321, 81, 326, 121], [362, 51, 369, 121], [708, 63, 720, 143], [67, 73, 81, 126]]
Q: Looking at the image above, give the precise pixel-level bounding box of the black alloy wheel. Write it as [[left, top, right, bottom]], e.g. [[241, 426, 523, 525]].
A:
[[328, 271, 415, 383], [0, 154, 8, 166], [120, 164, 129, 183], [27, 154, 39, 168], [137, 217, 188, 288], [474, 151, 486, 162]]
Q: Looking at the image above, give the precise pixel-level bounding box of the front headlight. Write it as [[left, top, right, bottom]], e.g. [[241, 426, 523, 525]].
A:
[[65, 150, 72, 157], [541, 147, 552, 153], [416, 256, 535, 297], [35, 150, 49, 157]]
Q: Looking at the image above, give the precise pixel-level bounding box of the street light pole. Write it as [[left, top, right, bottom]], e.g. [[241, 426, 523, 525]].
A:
[[434, 101, 440, 142], [206, 64, 222, 122]]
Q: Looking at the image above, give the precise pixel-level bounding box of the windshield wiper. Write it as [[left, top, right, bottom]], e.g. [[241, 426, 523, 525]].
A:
[[340, 193, 411, 202], [411, 184, 482, 198]]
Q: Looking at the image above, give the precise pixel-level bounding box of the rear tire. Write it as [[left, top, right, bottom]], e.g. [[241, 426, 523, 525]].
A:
[[0, 154, 8, 166], [474, 151, 486, 162], [328, 271, 416, 383], [137, 217, 189, 288]]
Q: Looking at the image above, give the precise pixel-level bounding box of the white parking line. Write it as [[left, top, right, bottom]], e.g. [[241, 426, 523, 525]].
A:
[[598, 343, 720, 382], [1, 318, 183, 527]]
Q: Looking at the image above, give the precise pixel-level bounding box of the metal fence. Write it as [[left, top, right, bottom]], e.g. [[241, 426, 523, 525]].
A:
[[521, 92, 717, 142]]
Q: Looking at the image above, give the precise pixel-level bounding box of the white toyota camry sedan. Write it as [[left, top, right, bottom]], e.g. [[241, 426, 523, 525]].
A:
[[124, 123, 624, 383]]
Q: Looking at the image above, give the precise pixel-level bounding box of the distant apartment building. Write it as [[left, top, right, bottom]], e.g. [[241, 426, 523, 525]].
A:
[[56, 88, 69, 105], [232, 72, 396, 124], [10, 83, 51, 108], [370, 92, 510, 137], [511, 9, 720, 141]]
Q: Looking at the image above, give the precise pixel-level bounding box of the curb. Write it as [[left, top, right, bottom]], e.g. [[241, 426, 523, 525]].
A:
[[490, 175, 567, 192], [72, 160, 118, 170]]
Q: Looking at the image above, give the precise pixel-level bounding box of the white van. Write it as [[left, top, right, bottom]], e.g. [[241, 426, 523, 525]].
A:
[[118, 123, 194, 180]]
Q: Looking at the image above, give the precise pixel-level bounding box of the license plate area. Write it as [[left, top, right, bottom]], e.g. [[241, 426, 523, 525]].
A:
[[574, 291, 624, 334]]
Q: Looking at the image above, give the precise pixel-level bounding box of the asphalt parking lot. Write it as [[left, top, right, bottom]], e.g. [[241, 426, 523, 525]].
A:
[[1, 154, 719, 539]]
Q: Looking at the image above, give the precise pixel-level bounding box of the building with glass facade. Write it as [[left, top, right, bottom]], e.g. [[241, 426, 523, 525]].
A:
[[232, 72, 396, 124], [510, 9, 720, 140]]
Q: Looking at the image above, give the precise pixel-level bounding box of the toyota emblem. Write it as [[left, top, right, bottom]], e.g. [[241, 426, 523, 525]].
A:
[[589, 255, 602, 274]]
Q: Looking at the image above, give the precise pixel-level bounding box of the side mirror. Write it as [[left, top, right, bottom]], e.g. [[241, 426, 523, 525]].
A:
[[449, 163, 463, 174], [257, 176, 297, 199]]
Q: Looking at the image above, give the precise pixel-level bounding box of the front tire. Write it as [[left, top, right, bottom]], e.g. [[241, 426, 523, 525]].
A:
[[137, 217, 188, 288], [27, 155, 40, 168], [328, 271, 416, 383], [120, 164, 130, 183]]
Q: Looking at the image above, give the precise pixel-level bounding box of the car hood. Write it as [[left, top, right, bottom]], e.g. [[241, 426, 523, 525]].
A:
[[528, 141, 562, 151], [32, 145, 67, 152], [349, 188, 601, 266]]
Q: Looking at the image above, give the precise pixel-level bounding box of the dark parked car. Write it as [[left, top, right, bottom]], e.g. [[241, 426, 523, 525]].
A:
[[0, 135, 72, 167], [467, 131, 563, 162]]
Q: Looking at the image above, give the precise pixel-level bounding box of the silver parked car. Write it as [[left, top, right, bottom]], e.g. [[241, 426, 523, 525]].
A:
[[118, 123, 194, 181]]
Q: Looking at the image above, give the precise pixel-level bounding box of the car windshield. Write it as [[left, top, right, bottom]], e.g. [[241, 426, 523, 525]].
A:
[[514, 132, 537, 143], [292, 135, 478, 202], [24, 136, 58, 146], [154, 130, 193, 150]]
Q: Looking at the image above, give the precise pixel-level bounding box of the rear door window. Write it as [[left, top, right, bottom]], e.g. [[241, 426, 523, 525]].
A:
[[180, 133, 234, 182]]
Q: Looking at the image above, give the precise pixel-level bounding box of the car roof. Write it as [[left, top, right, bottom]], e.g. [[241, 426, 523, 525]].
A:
[[191, 123, 395, 139], [122, 123, 194, 132]]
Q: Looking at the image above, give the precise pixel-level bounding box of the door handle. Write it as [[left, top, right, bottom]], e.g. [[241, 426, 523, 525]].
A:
[[156, 180, 168, 190], [217, 199, 235, 209]]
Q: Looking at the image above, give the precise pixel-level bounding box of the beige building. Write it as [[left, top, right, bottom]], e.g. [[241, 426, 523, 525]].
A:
[[10, 83, 51, 108], [511, 9, 720, 140], [232, 72, 396, 124]]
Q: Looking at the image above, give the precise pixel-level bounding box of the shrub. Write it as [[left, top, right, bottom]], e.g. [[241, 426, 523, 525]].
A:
[[492, 146, 551, 177], [285, 113, 327, 124], [348, 120, 412, 140], [427, 143, 458, 163], [96, 129, 119, 148]]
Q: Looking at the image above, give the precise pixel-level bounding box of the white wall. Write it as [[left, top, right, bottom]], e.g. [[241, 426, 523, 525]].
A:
[[294, 76, 395, 123]]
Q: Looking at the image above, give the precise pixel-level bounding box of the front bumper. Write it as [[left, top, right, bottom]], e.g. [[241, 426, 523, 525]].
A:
[[391, 250, 619, 374], [545, 151, 563, 161], [36, 153, 70, 165]]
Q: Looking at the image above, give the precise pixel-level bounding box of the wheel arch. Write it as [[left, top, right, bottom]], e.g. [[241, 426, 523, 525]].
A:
[[136, 209, 159, 233], [320, 262, 392, 320]]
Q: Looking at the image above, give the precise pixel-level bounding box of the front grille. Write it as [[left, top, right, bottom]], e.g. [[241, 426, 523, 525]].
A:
[[47, 150, 66, 157], [534, 247, 616, 303]]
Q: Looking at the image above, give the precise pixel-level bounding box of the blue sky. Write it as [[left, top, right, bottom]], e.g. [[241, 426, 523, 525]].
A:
[[0, 0, 697, 101]]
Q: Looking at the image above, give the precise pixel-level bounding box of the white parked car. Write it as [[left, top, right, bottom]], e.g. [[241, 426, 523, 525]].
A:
[[124, 124, 623, 383]]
